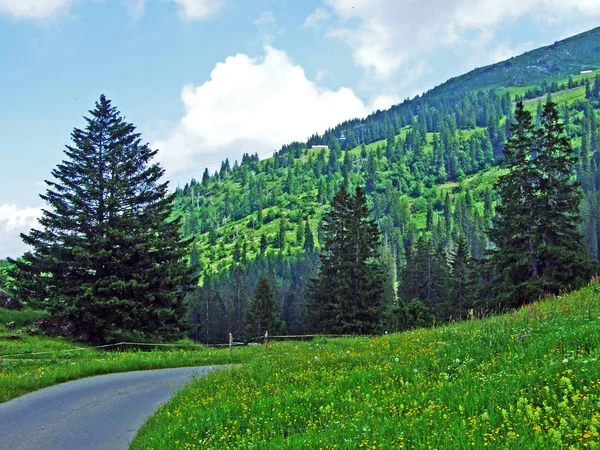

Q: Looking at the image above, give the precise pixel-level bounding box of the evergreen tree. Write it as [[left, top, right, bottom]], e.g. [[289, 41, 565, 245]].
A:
[[260, 233, 268, 256], [304, 222, 315, 253], [278, 216, 287, 250], [488, 101, 596, 307], [202, 168, 210, 184], [296, 218, 305, 245], [531, 102, 597, 293], [487, 102, 540, 306], [426, 200, 434, 231], [446, 235, 475, 320], [10, 95, 194, 342], [245, 274, 283, 339], [399, 236, 448, 317], [307, 187, 384, 334]]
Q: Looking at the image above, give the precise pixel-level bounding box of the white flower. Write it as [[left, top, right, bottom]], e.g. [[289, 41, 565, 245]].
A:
[[413, 368, 418, 373], [562, 358, 569, 364], [395, 357, 399, 362]]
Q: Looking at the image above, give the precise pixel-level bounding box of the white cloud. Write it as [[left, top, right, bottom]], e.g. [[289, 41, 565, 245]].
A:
[[0, 205, 40, 259], [154, 46, 381, 180], [170, 0, 224, 21], [253, 11, 279, 45], [0, 0, 73, 19], [303, 7, 330, 30], [317, 0, 600, 79], [0, 0, 225, 21], [368, 94, 401, 112], [485, 41, 536, 67], [253, 11, 275, 27]]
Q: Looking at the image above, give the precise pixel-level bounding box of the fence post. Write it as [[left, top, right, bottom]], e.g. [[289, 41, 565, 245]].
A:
[[229, 333, 233, 354], [264, 330, 269, 353]]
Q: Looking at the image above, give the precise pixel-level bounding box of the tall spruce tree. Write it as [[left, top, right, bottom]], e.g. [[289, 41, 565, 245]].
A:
[[446, 235, 475, 320], [399, 236, 448, 317], [487, 101, 538, 306], [488, 101, 596, 307], [245, 274, 283, 340], [307, 186, 384, 334], [10, 95, 195, 342], [531, 102, 597, 293]]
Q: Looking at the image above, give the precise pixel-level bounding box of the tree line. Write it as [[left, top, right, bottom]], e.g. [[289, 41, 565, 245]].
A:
[[4, 78, 600, 343], [187, 99, 599, 340]]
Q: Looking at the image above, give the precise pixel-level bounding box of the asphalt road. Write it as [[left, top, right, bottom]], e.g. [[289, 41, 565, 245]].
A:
[[0, 366, 217, 450]]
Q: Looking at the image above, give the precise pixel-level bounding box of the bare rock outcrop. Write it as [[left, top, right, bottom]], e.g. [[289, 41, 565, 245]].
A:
[[0, 289, 23, 310]]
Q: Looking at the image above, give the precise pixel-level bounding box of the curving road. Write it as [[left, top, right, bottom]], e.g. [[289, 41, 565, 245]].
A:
[[0, 366, 217, 450]]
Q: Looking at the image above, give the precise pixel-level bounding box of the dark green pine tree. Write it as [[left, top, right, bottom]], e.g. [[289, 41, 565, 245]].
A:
[[201, 168, 210, 184], [487, 101, 540, 306], [446, 235, 475, 321], [530, 102, 597, 294], [259, 233, 268, 256], [303, 222, 315, 253], [307, 186, 384, 334], [399, 236, 448, 318], [245, 274, 284, 339], [10, 95, 195, 342], [278, 216, 287, 250], [488, 101, 596, 307]]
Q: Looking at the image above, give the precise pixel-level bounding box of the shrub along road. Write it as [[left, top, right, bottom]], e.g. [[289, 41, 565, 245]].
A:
[[0, 366, 218, 450]]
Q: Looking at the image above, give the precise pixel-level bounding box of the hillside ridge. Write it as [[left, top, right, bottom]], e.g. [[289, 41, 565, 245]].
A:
[[426, 26, 600, 97]]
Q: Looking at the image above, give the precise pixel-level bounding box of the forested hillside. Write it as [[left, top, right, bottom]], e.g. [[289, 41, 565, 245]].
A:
[[174, 28, 600, 343]]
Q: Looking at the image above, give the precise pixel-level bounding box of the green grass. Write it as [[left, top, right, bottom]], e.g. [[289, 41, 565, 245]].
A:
[[0, 307, 48, 329], [522, 86, 588, 112], [506, 68, 600, 100], [132, 280, 600, 449], [0, 310, 259, 403]]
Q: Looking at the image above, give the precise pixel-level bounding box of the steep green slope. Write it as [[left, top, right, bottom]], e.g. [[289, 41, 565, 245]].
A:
[[428, 26, 600, 97], [173, 27, 600, 341], [176, 77, 599, 277], [133, 279, 600, 449]]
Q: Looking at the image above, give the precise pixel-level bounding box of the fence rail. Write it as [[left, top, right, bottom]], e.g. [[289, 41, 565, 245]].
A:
[[0, 334, 351, 360]]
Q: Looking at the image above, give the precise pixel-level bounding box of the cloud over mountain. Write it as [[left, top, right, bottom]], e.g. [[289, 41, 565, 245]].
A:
[[154, 46, 396, 181], [315, 0, 600, 79]]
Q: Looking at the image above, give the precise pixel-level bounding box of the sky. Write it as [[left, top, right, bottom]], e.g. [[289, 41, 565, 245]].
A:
[[1, 0, 600, 258]]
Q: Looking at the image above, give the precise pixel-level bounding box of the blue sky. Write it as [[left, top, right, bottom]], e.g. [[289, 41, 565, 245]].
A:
[[1, 0, 599, 258]]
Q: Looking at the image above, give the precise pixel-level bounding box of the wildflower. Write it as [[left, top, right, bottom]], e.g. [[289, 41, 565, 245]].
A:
[[562, 358, 569, 364], [395, 357, 399, 362]]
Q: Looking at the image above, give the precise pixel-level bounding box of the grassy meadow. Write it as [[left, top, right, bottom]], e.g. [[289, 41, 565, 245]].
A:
[[0, 310, 259, 403], [133, 280, 600, 449]]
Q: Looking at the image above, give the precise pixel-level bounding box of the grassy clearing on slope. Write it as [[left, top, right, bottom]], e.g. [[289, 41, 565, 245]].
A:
[[522, 87, 588, 112], [133, 280, 600, 449], [0, 310, 259, 403], [506, 69, 600, 100]]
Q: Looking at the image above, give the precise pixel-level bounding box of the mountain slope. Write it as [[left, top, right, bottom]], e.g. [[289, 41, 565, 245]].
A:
[[134, 279, 600, 449], [174, 27, 600, 341], [427, 26, 600, 97]]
